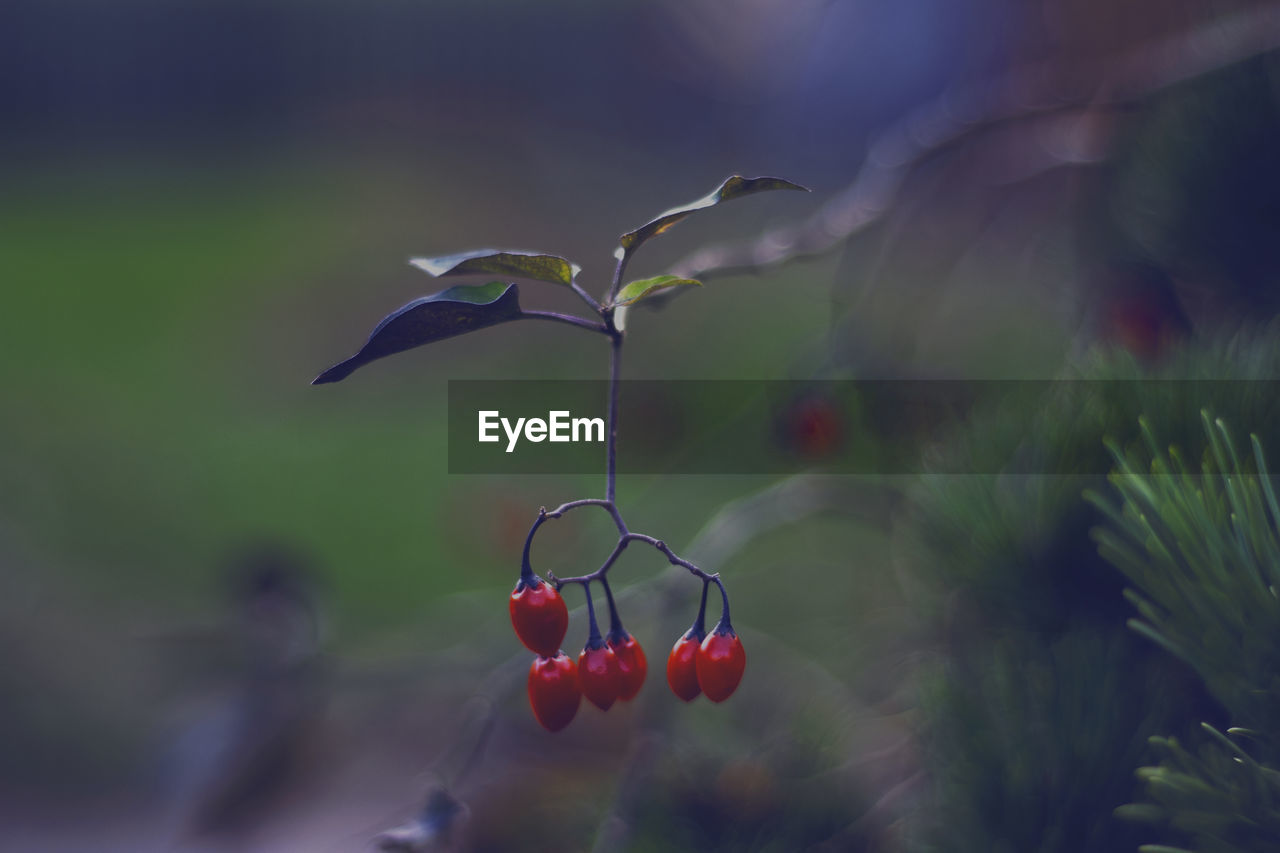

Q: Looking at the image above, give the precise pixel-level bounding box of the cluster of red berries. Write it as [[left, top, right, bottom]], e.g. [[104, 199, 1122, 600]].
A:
[[663, 582, 746, 704], [510, 573, 745, 732]]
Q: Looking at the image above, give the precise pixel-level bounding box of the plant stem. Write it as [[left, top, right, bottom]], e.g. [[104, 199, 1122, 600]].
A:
[[583, 583, 603, 646], [519, 252, 730, 625], [551, 532, 715, 586], [519, 507, 548, 582], [711, 575, 731, 629], [607, 331, 622, 503], [691, 579, 709, 636], [523, 310, 611, 336], [570, 281, 604, 313], [624, 533, 715, 581], [609, 249, 631, 303], [550, 536, 628, 589], [601, 575, 624, 637], [543, 498, 627, 534]]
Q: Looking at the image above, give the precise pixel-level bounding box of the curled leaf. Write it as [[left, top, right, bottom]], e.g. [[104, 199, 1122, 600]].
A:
[[313, 282, 522, 384], [410, 250, 580, 287], [618, 176, 809, 255], [613, 275, 701, 307]]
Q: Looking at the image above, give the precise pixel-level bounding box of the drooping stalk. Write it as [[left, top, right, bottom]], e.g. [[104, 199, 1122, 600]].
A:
[[606, 330, 621, 503], [523, 232, 727, 631]]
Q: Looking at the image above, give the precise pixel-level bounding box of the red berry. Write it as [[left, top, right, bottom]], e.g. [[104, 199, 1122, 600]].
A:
[[666, 630, 703, 702], [782, 394, 845, 458], [578, 642, 623, 710], [509, 576, 568, 657], [696, 627, 745, 703], [607, 632, 648, 701], [527, 652, 580, 732]]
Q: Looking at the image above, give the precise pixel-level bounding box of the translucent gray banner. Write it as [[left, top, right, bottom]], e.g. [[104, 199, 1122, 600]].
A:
[[447, 380, 1280, 474]]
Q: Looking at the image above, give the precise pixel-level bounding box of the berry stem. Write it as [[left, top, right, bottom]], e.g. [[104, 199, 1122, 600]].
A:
[[541, 499, 627, 533], [582, 582, 604, 647], [601, 575, 625, 639], [623, 533, 717, 582], [550, 537, 627, 590], [691, 578, 710, 636], [711, 575, 732, 632], [550, 532, 718, 587], [524, 499, 630, 587], [519, 507, 549, 583]]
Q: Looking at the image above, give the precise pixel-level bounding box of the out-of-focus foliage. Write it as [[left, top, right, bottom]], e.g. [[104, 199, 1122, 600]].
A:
[[916, 629, 1174, 853], [1090, 416, 1280, 852], [889, 49, 1280, 851], [1102, 54, 1280, 328], [904, 334, 1280, 853]]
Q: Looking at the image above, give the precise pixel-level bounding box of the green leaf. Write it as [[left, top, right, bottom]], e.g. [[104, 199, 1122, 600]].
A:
[[613, 275, 701, 307], [410, 249, 580, 287], [617, 175, 809, 255], [313, 282, 522, 384]]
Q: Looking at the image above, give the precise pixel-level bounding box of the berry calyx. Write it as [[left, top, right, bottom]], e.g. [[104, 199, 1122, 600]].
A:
[[527, 652, 580, 732], [696, 624, 745, 703], [607, 630, 647, 701], [578, 639, 623, 711], [509, 575, 568, 657], [666, 629, 704, 702]]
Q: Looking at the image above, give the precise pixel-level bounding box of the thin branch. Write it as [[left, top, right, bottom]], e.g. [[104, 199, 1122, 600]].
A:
[[522, 309, 611, 335], [550, 537, 631, 588], [543, 498, 627, 534], [600, 575, 625, 636], [609, 248, 631, 303], [581, 582, 604, 643], [522, 499, 628, 582], [549, 531, 717, 587], [606, 334, 622, 503], [623, 533, 717, 582], [570, 280, 604, 314]]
